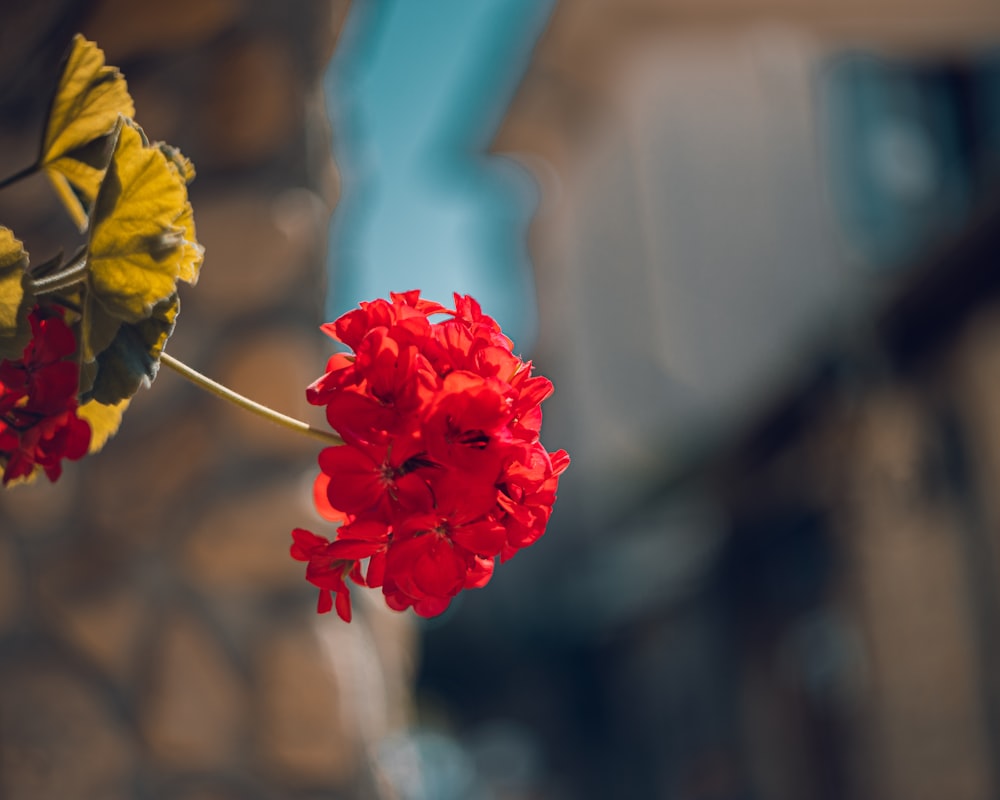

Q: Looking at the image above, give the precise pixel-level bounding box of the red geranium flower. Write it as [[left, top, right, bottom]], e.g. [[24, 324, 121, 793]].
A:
[[291, 291, 568, 620], [0, 308, 91, 484]]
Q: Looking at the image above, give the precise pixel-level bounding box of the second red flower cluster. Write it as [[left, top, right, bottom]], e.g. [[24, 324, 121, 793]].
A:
[[291, 291, 569, 621], [0, 309, 90, 485]]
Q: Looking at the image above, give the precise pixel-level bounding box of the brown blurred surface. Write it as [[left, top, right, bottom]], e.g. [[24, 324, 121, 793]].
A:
[[496, 0, 1000, 178], [0, 3, 415, 799]]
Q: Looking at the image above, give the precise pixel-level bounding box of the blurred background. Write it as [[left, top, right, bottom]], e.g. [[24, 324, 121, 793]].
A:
[[2, 0, 1000, 798]]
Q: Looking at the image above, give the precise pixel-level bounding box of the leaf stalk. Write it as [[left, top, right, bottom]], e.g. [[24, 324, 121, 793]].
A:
[[0, 162, 39, 191], [28, 256, 89, 294], [160, 352, 343, 447]]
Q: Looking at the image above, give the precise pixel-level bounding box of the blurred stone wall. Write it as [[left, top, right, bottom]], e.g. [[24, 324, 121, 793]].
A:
[[0, 2, 415, 799], [704, 206, 1000, 800]]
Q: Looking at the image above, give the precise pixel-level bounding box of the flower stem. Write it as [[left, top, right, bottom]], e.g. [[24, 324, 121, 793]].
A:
[[29, 256, 89, 294], [160, 352, 343, 447], [0, 162, 39, 191]]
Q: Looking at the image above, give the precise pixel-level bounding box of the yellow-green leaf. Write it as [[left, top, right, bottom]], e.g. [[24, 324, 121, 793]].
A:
[[89, 294, 179, 405], [77, 397, 130, 454], [44, 138, 116, 232], [87, 119, 203, 327], [80, 287, 122, 365], [157, 142, 196, 185], [41, 34, 135, 230], [0, 227, 33, 360]]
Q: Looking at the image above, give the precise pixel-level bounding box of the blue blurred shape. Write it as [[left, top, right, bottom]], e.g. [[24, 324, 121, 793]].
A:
[[324, 0, 555, 350], [820, 52, 994, 269]]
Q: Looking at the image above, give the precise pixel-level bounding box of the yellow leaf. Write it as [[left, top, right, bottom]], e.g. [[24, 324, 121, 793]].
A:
[[41, 34, 135, 231], [80, 288, 122, 364], [77, 397, 131, 454], [45, 146, 110, 232], [0, 227, 33, 360], [170, 197, 200, 284], [87, 119, 203, 326], [89, 294, 179, 405], [157, 142, 196, 185]]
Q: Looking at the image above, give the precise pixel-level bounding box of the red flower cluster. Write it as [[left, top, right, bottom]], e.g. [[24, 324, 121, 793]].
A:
[[291, 291, 569, 621], [0, 309, 91, 484]]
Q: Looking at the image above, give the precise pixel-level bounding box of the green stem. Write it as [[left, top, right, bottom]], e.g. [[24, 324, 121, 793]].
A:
[[29, 257, 88, 294], [160, 352, 343, 447], [0, 162, 39, 191]]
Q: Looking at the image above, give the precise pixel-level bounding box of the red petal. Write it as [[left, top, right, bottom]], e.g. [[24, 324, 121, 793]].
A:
[[318, 322, 342, 341], [450, 518, 506, 556], [411, 537, 466, 597], [306, 353, 357, 404], [324, 390, 394, 443], [366, 550, 387, 588], [464, 555, 495, 589], [312, 472, 350, 522], [327, 538, 385, 560], [515, 375, 553, 409], [318, 444, 386, 513], [550, 449, 571, 476], [290, 528, 329, 561], [61, 414, 91, 461], [337, 517, 391, 542], [334, 589, 353, 622], [413, 595, 452, 618]]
